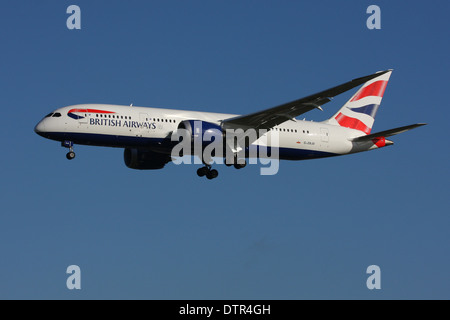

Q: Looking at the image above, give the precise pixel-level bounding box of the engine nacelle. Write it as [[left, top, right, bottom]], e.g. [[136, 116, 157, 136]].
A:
[[173, 120, 255, 160], [178, 120, 223, 140], [176, 120, 224, 150], [124, 148, 170, 170]]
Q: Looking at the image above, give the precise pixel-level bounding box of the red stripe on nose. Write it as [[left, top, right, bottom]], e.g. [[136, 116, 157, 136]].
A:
[[68, 109, 116, 114]]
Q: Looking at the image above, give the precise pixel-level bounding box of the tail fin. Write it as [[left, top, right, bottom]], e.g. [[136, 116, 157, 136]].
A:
[[326, 70, 392, 134]]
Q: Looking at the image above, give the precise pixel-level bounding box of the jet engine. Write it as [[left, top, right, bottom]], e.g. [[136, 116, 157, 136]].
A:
[[123, 148, 171, 170]]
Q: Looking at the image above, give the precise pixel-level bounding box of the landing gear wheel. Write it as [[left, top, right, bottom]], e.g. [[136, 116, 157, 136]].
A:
[[234, 161, 246, 169], [197, 167, 208, 177], [224, 159, 233, 167], [198, 166, 218, 179], [206, 169, 219, 180], [63, 141, 76, 160], [66, 151, 76, 160]]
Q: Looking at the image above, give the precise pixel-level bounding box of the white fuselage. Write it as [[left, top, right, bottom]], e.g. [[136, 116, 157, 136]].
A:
[[35, 104, 382, 161]]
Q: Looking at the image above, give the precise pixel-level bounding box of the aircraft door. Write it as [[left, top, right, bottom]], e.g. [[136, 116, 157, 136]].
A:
[[78, 109, 88, 125], [139, 113, 149, 136], [320, 127, 329, 142], [320, 127, 329, 149]]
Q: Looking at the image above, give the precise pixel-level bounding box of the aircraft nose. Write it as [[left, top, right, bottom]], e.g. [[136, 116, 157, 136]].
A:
[[34, 120, 46, 136]]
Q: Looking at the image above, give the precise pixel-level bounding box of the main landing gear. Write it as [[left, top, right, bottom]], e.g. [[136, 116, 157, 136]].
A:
[[197, 158, 247, 180], [197, 165, 219, 180], [62, 141, 76, 160]]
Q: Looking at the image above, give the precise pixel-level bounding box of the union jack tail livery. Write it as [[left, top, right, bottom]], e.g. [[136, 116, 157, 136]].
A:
[[326, 70, 392, 135]]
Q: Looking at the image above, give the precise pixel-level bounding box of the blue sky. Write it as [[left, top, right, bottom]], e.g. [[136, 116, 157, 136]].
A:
[[0, 1, 448, 299]]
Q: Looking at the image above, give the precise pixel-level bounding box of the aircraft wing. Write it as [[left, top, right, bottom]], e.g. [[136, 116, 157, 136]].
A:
[[350, 123, 427, 142], [221, 70, 392, 131]]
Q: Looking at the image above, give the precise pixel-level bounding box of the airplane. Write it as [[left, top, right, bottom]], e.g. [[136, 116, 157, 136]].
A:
[[34, 70, 425, 179]]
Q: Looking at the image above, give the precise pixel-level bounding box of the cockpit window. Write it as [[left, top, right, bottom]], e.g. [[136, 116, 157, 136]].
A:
[[52, 113, 61, 117], [45, 112, 54, 118]]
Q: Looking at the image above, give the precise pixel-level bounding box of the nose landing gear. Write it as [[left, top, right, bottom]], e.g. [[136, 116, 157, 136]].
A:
[[66, 151, 75, 160], [62, 141, 76, 160]]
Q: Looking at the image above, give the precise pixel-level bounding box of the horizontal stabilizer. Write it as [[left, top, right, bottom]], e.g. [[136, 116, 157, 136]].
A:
[[350, 123, 427, 142]]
